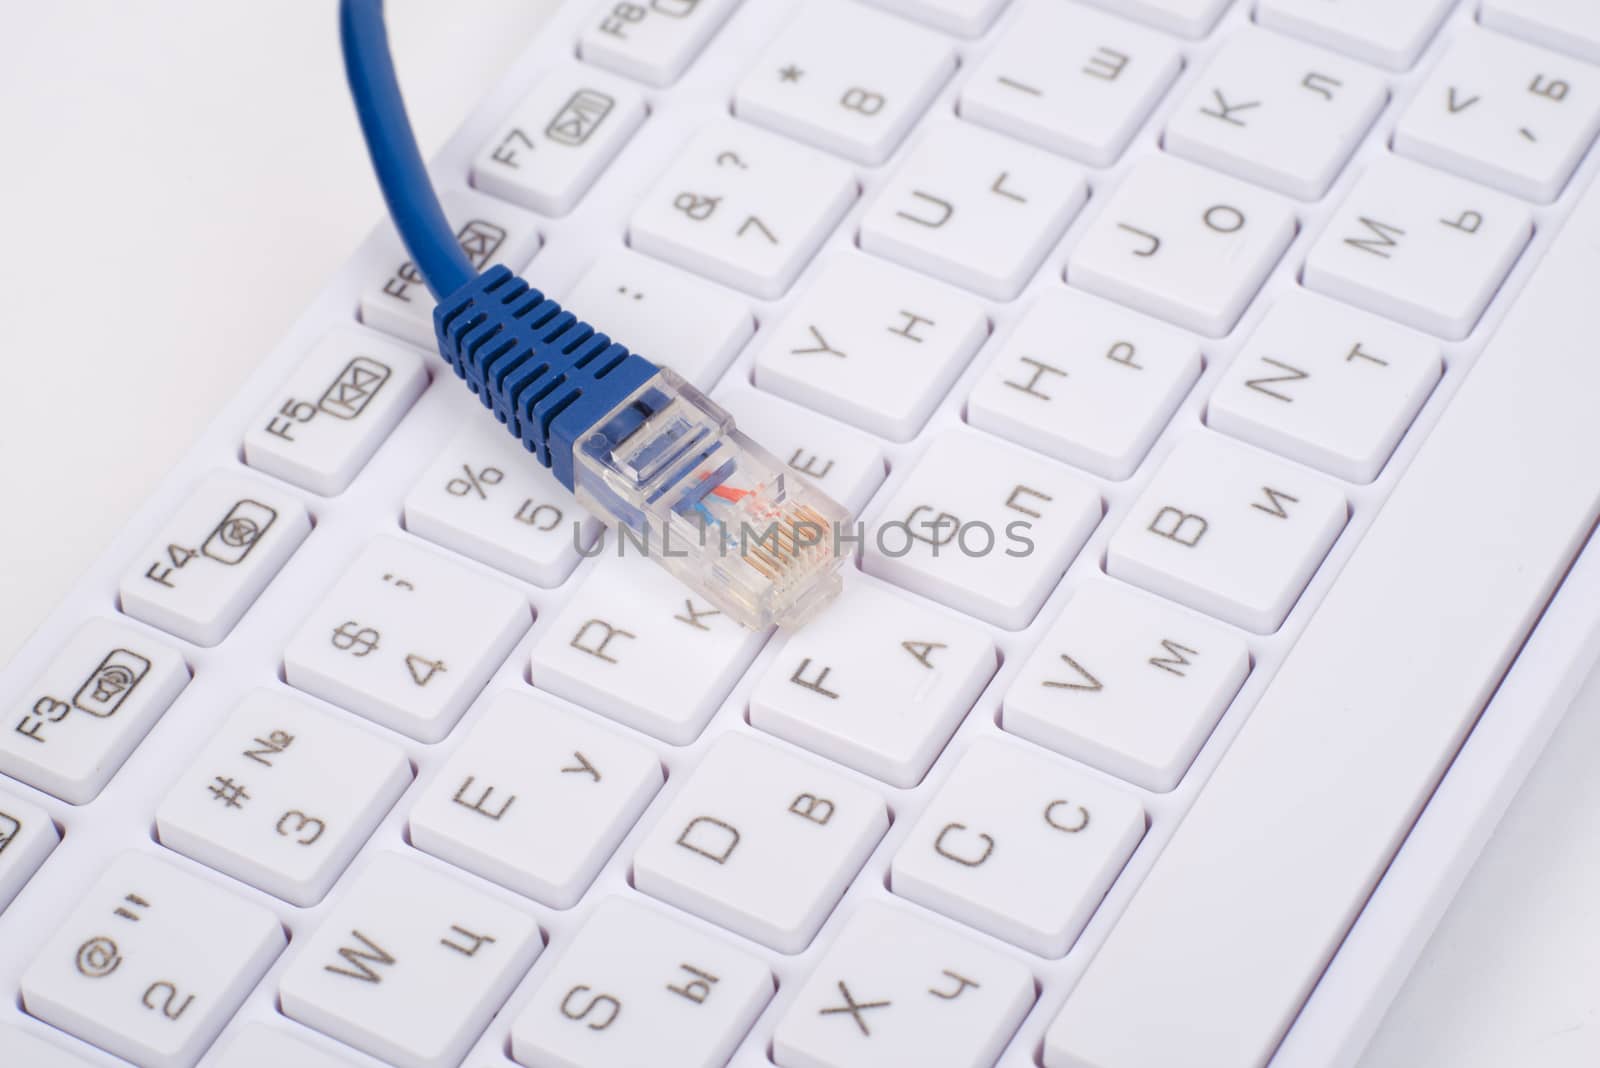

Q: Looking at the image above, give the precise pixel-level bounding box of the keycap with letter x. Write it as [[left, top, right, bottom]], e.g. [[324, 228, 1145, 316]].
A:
[[772, 900, 1035, 1068], [284, 535, 530, 742], [20, 851, 285, 1068]]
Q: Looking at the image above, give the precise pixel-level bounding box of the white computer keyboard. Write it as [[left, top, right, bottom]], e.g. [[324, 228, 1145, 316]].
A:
[[7, 0, 1600, 1066]]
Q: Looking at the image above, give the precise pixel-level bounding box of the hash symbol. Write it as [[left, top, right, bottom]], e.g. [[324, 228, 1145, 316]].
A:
[[208, 776, 250, 810]]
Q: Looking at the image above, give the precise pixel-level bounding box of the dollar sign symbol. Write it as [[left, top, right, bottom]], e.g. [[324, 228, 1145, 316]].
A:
[[331, 621, 380, 657]]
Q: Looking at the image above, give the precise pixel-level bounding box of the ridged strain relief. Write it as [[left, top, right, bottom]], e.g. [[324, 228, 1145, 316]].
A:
[[432, 265, 659, 490]]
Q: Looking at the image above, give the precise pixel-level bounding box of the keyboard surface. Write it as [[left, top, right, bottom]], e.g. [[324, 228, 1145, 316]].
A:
[[6, 0, 1600, 1066]]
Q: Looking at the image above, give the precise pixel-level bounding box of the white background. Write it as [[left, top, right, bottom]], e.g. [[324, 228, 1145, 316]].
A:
[[0, 0, 560, 669], [2, 2, 1598, 1065]]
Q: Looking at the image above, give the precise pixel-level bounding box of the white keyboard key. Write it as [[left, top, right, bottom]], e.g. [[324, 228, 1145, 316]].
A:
[[1483, 0, 1600, 66], [243, 326, 429, 496], [283, 535, 530, 742], [567, 248, 754, 389], [472, 64, 647, 216], [632, 732, 888, 952], [711, 385, 888, 514], [860, 121, 1089, 300], [529, 555, 767, 744], [864, 0, 1008, 36], [580, 0, 742, 87], [772, 900, 1035, 1068], [509, 896, 773, 1068], [1394, 27, 1600, 202], [966, 288, 1202, 480], [0, 788, 59, 912], [0, 1027, 98, 1068], [279, 852, 541, 1068], [2, 619, 189, 803], [1164, 27, 1389, 200], [119, 473, 310, 647], [1257, 0, 1454, 70], [1107, 433, 1347, 632], [21, 852, 284, 1068], [891, 737, 1145, 956], [1303, 154, 1533, 340], [735, 0, 955, 164], [1003, 579, 1250, 791], [1067, 154, 1298, 337], [960, 1, 1184, 166], [404, 410, 603, 588], [154, 689, 411, 906], [863, 429, 1103, 630], [751, 254, 989, 441], [212, 1022, 362, 1068], [1207, 289, 1441, 482], [750, 581, 997, 787], [1081, 0, 1231, 38], [630, 120, 857, 298], [1045, 144, 1600, 1068], [408, 690, 663, 907], [359, 191, 542, 349]]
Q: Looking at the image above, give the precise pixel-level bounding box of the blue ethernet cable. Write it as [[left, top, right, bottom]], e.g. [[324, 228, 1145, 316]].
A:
[[338, 0, 849, 629]]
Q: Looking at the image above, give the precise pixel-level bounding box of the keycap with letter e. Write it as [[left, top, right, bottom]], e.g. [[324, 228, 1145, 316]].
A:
[[408, 690, 664, 908], [278, 852, 542, 1068], [772, 900, 1035, 1068], [20, 852, 285, 1068]]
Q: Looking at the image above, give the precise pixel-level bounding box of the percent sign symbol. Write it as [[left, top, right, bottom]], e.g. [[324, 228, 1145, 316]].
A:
[[447, 464, 505, 499]]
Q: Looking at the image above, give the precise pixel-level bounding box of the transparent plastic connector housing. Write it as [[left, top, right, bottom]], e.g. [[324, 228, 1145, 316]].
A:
[[573, 369, 851, 630]]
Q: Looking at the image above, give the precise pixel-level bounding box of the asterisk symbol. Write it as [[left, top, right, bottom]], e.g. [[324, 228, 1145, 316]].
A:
[[779, 64, 804, 83]]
